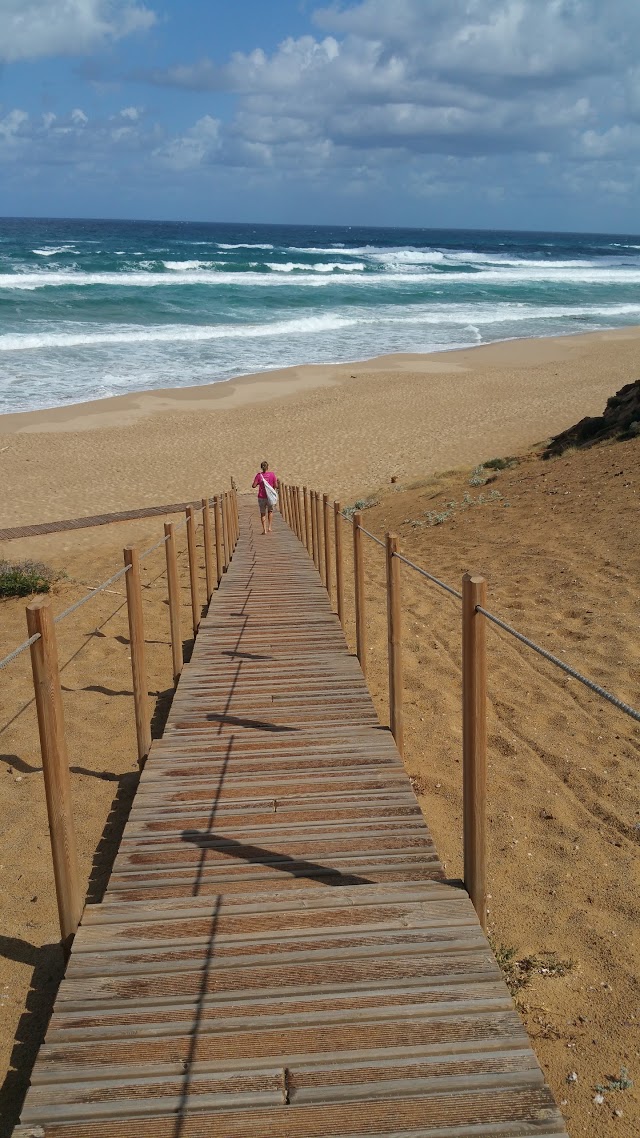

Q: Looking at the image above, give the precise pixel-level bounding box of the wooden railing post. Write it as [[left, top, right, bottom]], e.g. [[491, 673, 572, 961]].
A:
[[303, 487, 311, 555], [123, 545, 152, 766], [213, 495, 223, 585], [202, 497, 214, 601], [334, 500, 344, 628], [462, 572, 488, 930], [323, 493, 332, 601], [26, 598, 82, 949], [234, 490, 240, 546], [186, 506, 200, 635], [310, 491, 317, 566], [353, 511, 367, 676], [164, 522, 183, 685], [315, 491, 324, 584], [386, 533, 404, 756], [231, 490, 238, 548], [295, 487, 302, 542], [222, 493, 230, 569]]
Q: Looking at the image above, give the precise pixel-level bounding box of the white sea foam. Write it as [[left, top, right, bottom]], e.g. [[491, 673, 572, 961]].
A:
[[162, 260, 222, 270], [217, 242, 275, 250], [266, 261, 366, 273], [3, 263, 640, 291], [0, 313, 357, 353], [32, 246, 77, 256]]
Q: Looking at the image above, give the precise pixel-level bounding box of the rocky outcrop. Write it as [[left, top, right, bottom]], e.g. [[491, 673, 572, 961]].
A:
[[544, 380, 640, 457]]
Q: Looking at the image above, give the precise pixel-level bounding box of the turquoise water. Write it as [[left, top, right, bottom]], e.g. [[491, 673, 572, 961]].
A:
[[1, 217, 639, 414]]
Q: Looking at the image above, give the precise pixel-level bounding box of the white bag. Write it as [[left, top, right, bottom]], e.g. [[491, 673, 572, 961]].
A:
[[261, 474, 278, 508]]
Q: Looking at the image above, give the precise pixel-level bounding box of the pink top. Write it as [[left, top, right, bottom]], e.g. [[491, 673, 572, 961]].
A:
[[252, 470, 277, 499]]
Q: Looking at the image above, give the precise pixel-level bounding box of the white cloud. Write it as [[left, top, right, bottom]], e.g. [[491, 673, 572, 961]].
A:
[[0, 0, 156, 63], [143, 0, 640, 180], [154, 115, 221, 170]]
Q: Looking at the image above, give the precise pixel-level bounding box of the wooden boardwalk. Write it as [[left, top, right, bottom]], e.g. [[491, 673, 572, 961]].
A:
[[14, 502, 568, 1137]]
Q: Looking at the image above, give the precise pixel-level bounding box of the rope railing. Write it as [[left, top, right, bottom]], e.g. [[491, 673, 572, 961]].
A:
[[2, 484, 240, 948], [0, 496, 220, 672], [476, 605, 640, 724], [279, 478, 640, 931]]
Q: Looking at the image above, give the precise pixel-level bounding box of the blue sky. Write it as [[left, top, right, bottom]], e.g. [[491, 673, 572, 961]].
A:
[[1, 0, 640, 231]]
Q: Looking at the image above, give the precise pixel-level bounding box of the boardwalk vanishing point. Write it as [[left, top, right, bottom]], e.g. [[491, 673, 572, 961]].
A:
[[14, 499, 569, 1137]]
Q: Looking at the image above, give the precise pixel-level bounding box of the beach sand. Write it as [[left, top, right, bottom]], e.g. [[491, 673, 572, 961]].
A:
[[1, 328, 639, 1137], [1, 326, 639, 528]]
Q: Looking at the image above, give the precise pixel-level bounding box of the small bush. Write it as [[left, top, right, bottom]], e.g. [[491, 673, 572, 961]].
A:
[[484, 456, 519, 470], [595, 1067, 633, 1094], [343, 497, 378, 519], [490, 940, 574, 997], [469, 465, 489, 486], [0, 560, 61, 598]]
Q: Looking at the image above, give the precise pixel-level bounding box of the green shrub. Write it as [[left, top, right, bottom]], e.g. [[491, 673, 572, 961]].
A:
[[484, 456, 518, 470], [0, 560, 61, 598]]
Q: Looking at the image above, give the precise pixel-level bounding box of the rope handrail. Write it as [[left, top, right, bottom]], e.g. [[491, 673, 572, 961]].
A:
[[331, 498, 639, 724], [393, 551, 463, 601], [359, 524, 386, 549], [476, 605, 640, 724], [0, 491, 223, 672]]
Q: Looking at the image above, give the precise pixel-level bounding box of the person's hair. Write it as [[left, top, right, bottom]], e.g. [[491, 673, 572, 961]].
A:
[[260, 460, 268, 472]]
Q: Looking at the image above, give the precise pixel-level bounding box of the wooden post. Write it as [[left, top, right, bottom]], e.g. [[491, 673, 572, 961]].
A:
[[386, 533, 404, 757], [186, 506, 200, 635], [213, 495, 223, 585], [323, 494, 332, 600], [293, 487, 300, 540], [234, 491, 240, 546], [334, 500, 344, 628], [277, 479, 283, 514], [229, 490, 237, 549], [310, 491, 317, 566], [462, 572, 488, 930], [303, 487, 311, 555], [353, 511, 367, 676], [222, 493, 230, 569], [296, 487, 303, 542], [26, 598, 82, 948], [164, 522, 183, 685], [123, 545, 152, 766], [202, 498, 214, 601], [315, 491, 324, 584]]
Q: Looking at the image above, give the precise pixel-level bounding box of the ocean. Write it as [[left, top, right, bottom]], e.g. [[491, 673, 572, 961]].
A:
[[1, 217, 640, 416]]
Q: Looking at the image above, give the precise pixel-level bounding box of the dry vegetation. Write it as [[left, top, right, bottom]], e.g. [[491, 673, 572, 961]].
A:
[[0, 433, 638, 1137]]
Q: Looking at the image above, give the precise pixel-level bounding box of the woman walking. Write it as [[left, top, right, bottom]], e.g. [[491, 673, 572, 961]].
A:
[[252, 460, 278, 534]]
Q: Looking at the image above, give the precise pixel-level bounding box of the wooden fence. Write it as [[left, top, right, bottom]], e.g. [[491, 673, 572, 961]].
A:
[[277, 478, 640, 934], [2, 487, 239, 951]]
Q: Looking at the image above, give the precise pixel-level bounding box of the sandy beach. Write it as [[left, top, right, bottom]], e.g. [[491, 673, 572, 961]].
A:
[[1, 326, 639, 528], [1, 327, 639, 1137]]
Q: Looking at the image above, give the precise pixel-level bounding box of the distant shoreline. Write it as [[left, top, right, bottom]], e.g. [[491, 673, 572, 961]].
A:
[[2, 325, 639, 436], [1, 324, 639, 532]]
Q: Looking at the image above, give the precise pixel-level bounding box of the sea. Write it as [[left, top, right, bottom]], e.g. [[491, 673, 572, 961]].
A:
[[1, 216, 640, 416]]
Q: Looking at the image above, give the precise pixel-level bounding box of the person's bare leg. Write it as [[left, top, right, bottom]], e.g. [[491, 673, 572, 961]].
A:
[[260, 507, 267, 534], [267, 507, 273, 533]]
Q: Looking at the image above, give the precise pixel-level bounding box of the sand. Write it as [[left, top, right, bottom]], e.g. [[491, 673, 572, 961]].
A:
[[1, 326, 639, 529], [1, 328, 639, 1137]]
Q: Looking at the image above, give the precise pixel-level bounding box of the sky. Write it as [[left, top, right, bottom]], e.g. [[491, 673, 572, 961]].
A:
[[1, 0, 640, 232]]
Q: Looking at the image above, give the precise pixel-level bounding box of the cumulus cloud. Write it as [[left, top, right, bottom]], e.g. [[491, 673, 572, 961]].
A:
[[3, 0, 640, 211], [141, 0, 640, 177], [0, 0, 156, 63]]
